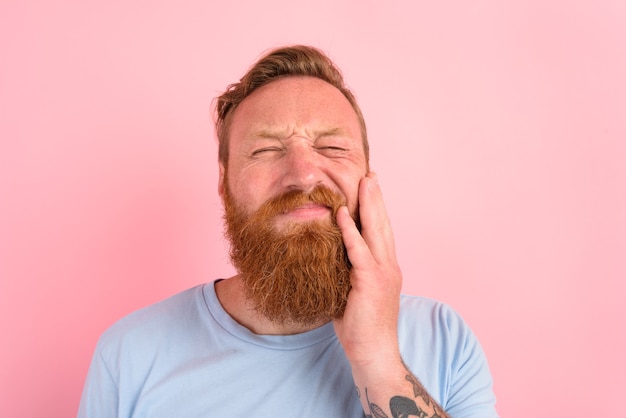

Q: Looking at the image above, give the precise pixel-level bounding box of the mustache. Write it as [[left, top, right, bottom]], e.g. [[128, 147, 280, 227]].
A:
[[254, 185, 347, 221]]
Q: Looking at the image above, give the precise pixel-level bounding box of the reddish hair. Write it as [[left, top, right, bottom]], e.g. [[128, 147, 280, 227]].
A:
[[214, 45, 368, 167]]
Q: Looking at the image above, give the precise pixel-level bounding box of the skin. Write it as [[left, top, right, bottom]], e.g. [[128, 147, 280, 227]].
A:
[[215, 76, 448, 418]]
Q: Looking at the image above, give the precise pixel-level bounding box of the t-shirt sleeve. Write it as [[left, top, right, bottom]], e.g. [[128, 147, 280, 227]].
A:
[[442, 305, 499, 418], [77, 344, 119, 418], [399, 297, 499, 418]]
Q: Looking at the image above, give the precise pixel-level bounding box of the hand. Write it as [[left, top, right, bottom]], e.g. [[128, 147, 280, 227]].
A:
[[334, 172, 403, 368]]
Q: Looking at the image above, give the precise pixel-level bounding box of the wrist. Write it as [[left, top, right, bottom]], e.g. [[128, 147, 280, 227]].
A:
[[348, 350, 405, 385]]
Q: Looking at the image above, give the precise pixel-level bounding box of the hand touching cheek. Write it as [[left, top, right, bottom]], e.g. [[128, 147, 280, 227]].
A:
[[334, 172, 403, 367]]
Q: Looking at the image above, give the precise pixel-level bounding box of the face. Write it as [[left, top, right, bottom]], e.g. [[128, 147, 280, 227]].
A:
[[219, 76, 368, 229]]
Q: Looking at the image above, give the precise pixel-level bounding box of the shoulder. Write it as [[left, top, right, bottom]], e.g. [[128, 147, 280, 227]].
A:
[[398, 294, 480, 353], [397, 295, 497, 416], [96, 284, 207, 356], [397, 295, 482, 376], [398, 294, 468, 332]]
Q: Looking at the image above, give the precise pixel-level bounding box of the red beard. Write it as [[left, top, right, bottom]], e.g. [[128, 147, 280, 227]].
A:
[[223, 184, 353, 326]]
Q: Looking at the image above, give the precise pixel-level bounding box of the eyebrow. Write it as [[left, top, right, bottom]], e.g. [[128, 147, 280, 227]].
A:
[[316, 127, 346, 138], [252, 130, 284, 139], [249, 127, 348, 140]]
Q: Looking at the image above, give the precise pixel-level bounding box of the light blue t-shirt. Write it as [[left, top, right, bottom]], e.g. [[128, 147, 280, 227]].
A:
[[78, 281, 498, 417]]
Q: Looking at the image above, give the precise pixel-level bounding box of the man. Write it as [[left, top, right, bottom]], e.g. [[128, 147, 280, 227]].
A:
[[78, 45, 498, 417]]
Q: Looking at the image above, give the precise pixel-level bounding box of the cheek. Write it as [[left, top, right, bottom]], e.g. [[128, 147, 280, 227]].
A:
[[228, 176, 274, 214]]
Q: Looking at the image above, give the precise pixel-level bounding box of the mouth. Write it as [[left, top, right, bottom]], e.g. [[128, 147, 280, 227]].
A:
[[280, 203, 333, 221]]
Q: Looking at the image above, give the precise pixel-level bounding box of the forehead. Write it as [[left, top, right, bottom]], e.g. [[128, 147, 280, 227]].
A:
[[229, 76, 362, 139]]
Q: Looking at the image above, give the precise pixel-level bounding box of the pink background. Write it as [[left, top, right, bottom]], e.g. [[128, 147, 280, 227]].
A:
[[2, 1, 625, 417]]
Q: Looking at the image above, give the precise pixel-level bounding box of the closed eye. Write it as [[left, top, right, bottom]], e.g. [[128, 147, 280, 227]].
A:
[[251, 147, 283, 156], [316, 146, 348, 156], [318, 146, 345, 150]]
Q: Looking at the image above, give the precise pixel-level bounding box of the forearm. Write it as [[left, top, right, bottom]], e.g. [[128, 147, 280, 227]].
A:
[[352, 358, 449, 418]]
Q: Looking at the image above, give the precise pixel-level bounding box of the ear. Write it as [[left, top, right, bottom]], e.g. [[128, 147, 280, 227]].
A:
[[218, 161, 226, 201]]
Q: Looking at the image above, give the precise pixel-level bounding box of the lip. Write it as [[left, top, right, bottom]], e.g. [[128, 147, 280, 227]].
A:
[[280, 203, 332, 221]]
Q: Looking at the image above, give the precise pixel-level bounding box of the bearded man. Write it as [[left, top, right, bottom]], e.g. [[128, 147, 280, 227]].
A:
[[78, 45, 498, 418]]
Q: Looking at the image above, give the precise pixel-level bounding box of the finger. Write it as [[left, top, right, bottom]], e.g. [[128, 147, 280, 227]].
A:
[[336, 205, 374, 270], [358, 172, 396, 262]]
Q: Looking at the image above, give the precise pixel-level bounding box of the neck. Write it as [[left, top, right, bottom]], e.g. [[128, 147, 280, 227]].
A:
[[214, 275, 330, 335]]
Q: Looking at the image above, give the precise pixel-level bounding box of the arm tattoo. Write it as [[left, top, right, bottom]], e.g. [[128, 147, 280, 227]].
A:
[[362, 373, 445, 418], [363, 388, 389, 418], [365, 396, 431, 418], [390, 396, 427, 418], [403, 370, 445, 417], [405, 374, 429, 405]]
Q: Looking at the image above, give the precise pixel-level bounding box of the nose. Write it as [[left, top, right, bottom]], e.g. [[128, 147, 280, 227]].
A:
[[279, 145, 324, 192]]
